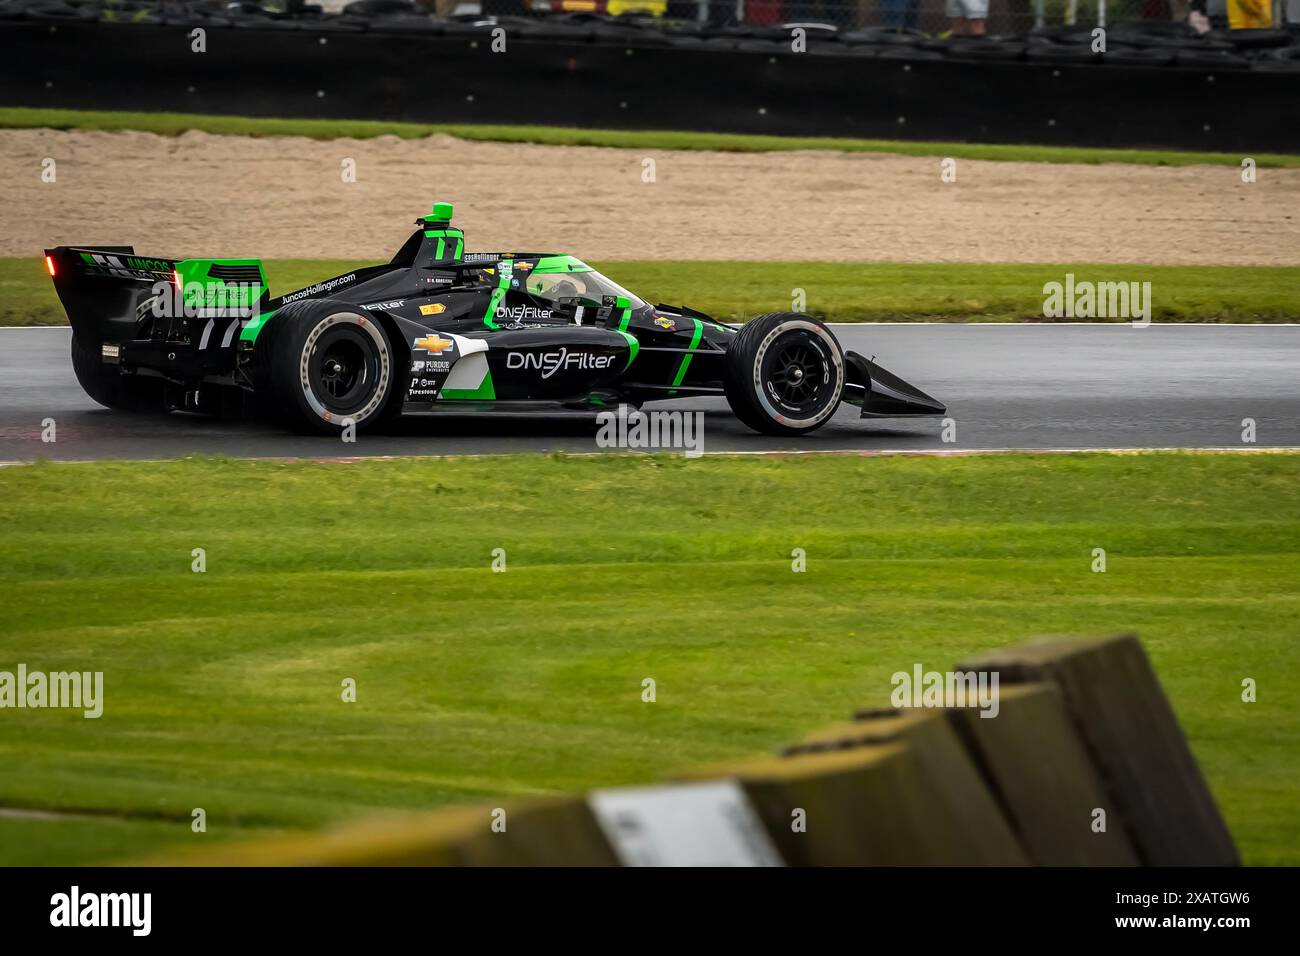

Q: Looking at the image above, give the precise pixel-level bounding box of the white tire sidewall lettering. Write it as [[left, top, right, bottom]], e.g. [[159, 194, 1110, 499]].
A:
[[298, 311, 390, 425], [750, 319, 844, 428]]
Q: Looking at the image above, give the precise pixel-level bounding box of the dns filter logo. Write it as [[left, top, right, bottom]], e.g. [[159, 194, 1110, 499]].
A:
[[506, 348, 614, 379]]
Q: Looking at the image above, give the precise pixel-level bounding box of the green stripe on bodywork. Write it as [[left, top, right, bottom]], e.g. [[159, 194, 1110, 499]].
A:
[[240, 309, 277, 343], [422, 227, 465, 262], [615, 330, 639, 371], [439, 370, 496, 400], [668, 318, 704, 394], [482, 260, 512, 330]]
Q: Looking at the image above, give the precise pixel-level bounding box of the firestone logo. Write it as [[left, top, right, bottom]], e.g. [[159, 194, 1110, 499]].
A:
[[506, 348, 614, 380]]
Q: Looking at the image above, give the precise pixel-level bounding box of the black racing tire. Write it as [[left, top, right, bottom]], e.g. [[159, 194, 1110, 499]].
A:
[[723, 313, 845, 436], [254, 300, 397, 435], [70, 333, 164, 412]]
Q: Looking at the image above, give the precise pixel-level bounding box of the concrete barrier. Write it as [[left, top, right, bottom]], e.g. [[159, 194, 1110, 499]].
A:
[[957, 634, 1238, 866], [4, 21, 1298, 151]]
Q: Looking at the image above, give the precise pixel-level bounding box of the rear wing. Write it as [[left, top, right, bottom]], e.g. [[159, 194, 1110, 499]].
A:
[[44, 246, 269, 346]]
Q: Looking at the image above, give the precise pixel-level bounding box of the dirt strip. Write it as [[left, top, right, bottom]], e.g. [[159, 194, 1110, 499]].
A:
[[4, 128, 1299, 265]]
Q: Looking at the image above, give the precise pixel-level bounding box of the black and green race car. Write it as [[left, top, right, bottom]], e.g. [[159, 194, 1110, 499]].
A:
[[45, 202, 944, 436]]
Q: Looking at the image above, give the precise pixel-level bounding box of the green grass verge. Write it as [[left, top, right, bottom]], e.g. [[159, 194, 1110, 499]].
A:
[[6, 256, 1297, 326], [1, 451, 1297, 865], [0, 815, 288, 867], [4, 107, 1298, 168]]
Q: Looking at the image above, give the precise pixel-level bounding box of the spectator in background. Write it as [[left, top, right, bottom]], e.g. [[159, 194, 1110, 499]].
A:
[[881, 0, 921, 30], [947, 0, 987, 34]]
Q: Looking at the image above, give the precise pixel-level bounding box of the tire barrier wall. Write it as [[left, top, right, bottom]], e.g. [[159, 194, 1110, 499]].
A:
[[2, 20, 1298, 151], [141, 634, 1237, 866]]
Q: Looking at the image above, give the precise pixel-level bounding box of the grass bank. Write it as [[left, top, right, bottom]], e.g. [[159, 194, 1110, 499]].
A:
[[6, 257, 1296, 326], [1, 451, 1296, 864], [4, 107, 1298, 168]]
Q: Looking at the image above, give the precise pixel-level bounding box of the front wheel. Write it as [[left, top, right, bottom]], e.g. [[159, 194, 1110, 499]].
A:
[[723, 313, 844, 436], [255, 301, 397, 434]]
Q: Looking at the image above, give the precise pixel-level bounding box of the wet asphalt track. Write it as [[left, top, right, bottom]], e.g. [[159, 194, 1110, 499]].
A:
[[1, 324, 1296, 461]]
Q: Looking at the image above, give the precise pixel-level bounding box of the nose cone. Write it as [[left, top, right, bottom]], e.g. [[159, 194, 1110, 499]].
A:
[[862, 358, 947, 418]]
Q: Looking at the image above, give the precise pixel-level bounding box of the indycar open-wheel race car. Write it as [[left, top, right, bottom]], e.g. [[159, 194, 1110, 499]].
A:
[[46, 203, 945, 437]]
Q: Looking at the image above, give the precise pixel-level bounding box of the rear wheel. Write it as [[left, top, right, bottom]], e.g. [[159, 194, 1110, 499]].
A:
[[255, 301, 397, 434], [723, 313, 844, 436], [70, 333, 164, 412]]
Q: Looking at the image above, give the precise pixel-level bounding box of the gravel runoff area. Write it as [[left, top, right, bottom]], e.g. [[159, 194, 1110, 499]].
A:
[[5, 127, 1299, 265]]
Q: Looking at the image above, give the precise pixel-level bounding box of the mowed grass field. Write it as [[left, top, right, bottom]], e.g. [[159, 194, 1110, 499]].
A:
[[5, 257, 1298, 327], [1, 452, 1297, 865]]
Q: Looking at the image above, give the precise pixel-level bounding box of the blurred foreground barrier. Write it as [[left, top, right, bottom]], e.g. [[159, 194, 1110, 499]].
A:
[[957, 634, 1238, 866], [788, 689, 1141, 864], [137, 798, 618, 866], [139, 633, 1234, 866], [943, 684, 1141, 865], [675, 740, 1028, 865], [587, 780, 784, 865], [779, 708, 1029, 864]]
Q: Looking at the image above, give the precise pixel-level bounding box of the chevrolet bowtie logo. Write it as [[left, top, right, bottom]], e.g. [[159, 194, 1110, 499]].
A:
[[413, 334, 454, 354]]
